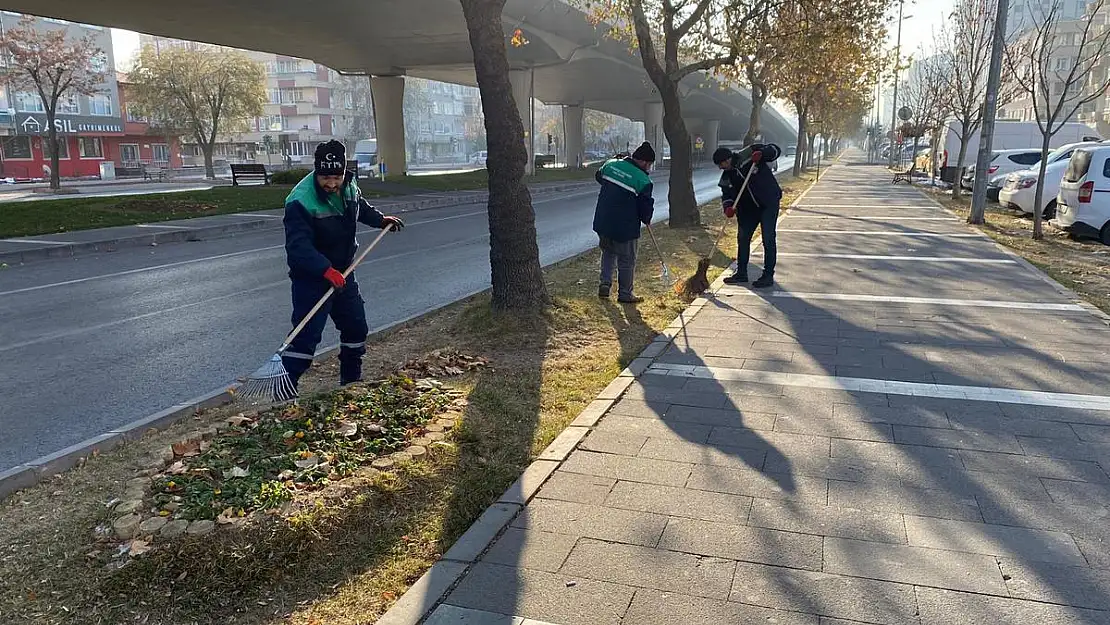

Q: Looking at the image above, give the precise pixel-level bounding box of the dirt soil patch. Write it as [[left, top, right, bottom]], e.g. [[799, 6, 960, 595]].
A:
[[0, 170, 821, 625], [926, 189, 1110, 315]]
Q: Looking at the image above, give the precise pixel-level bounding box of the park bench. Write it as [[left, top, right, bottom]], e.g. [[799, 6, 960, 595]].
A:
[[891, 161, 916, 185], [142, 164, 168, 182], [230, 163, 271, 186]]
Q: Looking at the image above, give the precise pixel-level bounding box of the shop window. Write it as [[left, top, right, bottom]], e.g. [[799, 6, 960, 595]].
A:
[[15, 91, 44, 112], [45, 136, 69, 159], [78, 137, 103, 158], [2, 136, 32, 159], [88, 94, 113, 116]]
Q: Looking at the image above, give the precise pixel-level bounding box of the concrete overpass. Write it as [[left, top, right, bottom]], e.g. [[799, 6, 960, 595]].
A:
[[4, 0, 798, 174]]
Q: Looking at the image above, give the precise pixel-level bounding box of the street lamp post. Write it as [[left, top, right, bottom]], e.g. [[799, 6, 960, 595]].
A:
[[969, 0, 1011, 224], [888, 0, 905, 168]]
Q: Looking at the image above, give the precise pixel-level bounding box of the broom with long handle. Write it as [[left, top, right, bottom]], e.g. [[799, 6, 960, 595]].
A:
[[644, 223, 674, 286], [679, 158, 759, 296], [239, 224, 395, 402]]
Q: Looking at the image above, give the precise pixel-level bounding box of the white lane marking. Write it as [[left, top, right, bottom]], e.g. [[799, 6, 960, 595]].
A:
[[4, 238, 72, 245], [786, 216, 958, 221], [645, 363, 1110, 411], [0, 234, 491, 352], [721, 289, 1085, 311], [795, 205, 929, 209], [1, 189, 603, 296], [759, 253, 1016, 263], [135, 223, 191, 229], [778, 230, 980, 238]]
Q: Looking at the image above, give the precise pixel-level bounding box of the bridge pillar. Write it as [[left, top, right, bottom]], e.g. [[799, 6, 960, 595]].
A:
[[563, 105, 584, 168], [509, 69, 535, 175], [370, 76, 407, 177], [705, 120, 720, 158], [644, 102, 663, 171]]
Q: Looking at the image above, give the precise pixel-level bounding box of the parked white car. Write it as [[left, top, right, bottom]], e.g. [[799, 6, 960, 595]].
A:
[[998, 142, 1104, 219], [961, 148, 1042, 191], [1055, 145, 1110, 245]]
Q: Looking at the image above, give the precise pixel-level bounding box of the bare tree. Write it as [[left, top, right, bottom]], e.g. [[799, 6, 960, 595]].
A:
[[1004, 0, 1110, 239], [459, 0, 548, 310], [900, 52, 949, 182], [0, 16, 105, 190], [937, 0, 997, 199]]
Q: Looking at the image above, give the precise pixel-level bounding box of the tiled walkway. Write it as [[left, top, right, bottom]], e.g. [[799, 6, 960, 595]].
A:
[[402, 151, 1110, 625]]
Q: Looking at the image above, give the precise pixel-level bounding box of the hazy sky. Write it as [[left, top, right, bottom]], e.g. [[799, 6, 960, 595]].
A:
[[891, 0, 957, 57]]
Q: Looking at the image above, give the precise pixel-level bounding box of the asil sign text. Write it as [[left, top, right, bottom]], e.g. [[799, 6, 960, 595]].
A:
[[16, 113, 123, 135]]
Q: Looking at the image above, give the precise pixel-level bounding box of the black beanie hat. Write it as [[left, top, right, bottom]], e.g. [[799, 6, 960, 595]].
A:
[[631, 141, 656, 162], [712, 147, 733, 165], [314, 139, 346, 175]]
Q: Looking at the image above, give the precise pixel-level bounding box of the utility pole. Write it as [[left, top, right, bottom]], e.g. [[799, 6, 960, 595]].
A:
[[888, 0, 905, 168], [969, 0, 1010, 224]]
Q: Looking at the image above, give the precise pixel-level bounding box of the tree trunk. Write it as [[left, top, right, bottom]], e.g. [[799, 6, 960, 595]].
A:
[[659, 81, 698, 227], [46, 113, 60, 190], [1032, 134, 1051, 241], [459, 0, 548, 310], [793, 117, 807, 177], [744, 86, 767, 146], [952, 132, 970, 200], [807, 134, 817, 169], [201, 142, 216, 179]]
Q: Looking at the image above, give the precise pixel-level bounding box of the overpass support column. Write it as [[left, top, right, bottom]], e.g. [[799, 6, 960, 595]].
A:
[[645, 102, 664, 171], [705, 120, 720, 158], [563, 105, 584, 168], [370, 76, 407, 177], [509, 69, 535, 175]]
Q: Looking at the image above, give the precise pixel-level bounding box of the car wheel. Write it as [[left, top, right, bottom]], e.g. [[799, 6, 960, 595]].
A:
[[1042, 201, 1057, 220], [1101, 222, 1110, 246]]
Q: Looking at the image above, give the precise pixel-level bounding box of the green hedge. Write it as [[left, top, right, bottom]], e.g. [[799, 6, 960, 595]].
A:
[[271, 168, 311, 185]]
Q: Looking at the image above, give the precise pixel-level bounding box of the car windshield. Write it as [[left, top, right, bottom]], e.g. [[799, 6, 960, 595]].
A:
[[355, 154, 374, 163], [1045, 146, 1072, 163]]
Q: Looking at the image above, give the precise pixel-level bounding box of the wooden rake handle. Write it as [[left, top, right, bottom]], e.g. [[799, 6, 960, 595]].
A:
[[711, 162, 758, 257], [278, 224, 394, 353]]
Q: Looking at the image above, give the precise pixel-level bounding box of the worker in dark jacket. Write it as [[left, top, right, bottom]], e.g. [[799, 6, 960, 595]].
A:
[[713, 143, 783, 288], [282, 140, 405, 389], [592, 141, 656, 303]]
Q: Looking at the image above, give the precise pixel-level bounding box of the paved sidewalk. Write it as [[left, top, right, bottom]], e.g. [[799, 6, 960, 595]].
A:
[[386, 151, 1110, 625], [0, 179, 595, 266]]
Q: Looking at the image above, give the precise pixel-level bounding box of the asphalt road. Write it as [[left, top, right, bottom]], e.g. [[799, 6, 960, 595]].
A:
[[0, 168, 744, 472]]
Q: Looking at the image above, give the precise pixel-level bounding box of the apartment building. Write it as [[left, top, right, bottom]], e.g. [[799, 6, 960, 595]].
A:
[[0, 12, 124, 179], [139, 34, 373, 167]]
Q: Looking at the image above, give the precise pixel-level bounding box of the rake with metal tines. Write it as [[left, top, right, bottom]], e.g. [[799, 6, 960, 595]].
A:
[[239, 224, 394, 403]]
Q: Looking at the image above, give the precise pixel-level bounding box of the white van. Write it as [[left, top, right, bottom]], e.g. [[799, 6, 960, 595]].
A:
[[354, 139, 378, 176], [1054, 145, 1110, 245], [939, 119, 1101, 183]]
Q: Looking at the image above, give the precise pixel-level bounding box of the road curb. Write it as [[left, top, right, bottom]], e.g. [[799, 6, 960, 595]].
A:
[[369, 162, 830, 625], [0, 181, 597, 267]]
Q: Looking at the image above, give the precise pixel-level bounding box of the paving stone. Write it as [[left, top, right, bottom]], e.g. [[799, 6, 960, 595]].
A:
[[1072, 423, 1110, 443], [773, 415, 894, 442], [832, 404, 951, 428], [380, 561, 469, 625], [685, 379, 785, 398], [1042, 477, 1110, 506], [445, 562, 634, 625], [893, 425, 1023, 453], [1075, 533, 1110, 569], [959, 450, 1110, 483], [595, 415, 712, 443], [708, 428, 832, 458], [762, 454, 871, 482], [1000, 559, 1110, 610], [559, 451, 691, 486], [1019, 436, 1110, 462], [687, 464, 829, 504], [828, 481, 982, 522], [622, 588, 819, 625], [562, 539, 736, 599], [735, 394, 836, 419], [729, 562, 919, 625], [747, 499, 907, 544], [658, 517, 824, 571], [998, 404, 1110, 425], [444, 503, 521, 562], [823, 537, 1008, 595], [535, 471, 614, 505], [511, 498, 667, 547], [978, 497, 1110, 534], [903, 515, 1086, 565], [664, 405, 776, 430], [830, 439, 964, 470], [482, 528, 577, 573], [578, 430, 647, 456], [604, 480, 752, 524], [608, 398, 666, 417], [424, 605, 521, 625], [637, 437, 767, 470], [915, 587, 1110, 625], [622, 386, 730, 409], [945, 412, 1079, 439]]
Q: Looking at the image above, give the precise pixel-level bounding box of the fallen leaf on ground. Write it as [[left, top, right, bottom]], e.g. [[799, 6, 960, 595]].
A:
[[166, 461, 188, 475], [223, 466, 249, 479], [337, 421, 358, 436], [227, 414, 253, 427], [128, 540, 152, 557], [171, 440, 200, 457], [294, 455, 319, 469]]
